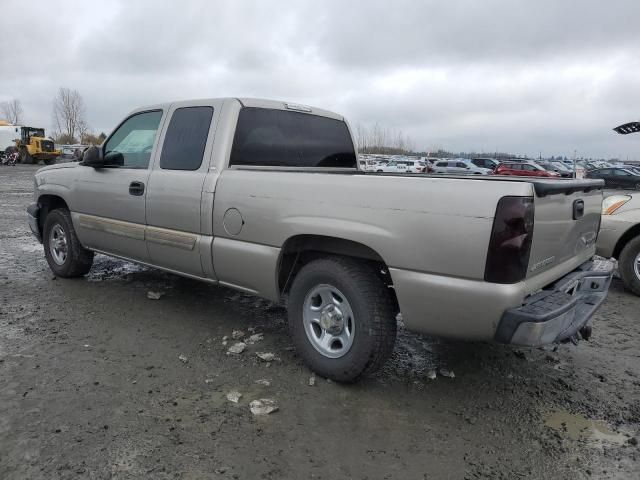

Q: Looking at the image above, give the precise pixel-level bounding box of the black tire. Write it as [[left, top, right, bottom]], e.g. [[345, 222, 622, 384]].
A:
[[287, 256, 397, 382], [618, 236, 640, 296], [635, 182, 640, 190], [43, 209, 94, 277], [19, 148, 33, 164], [43, 157, 56, 166]]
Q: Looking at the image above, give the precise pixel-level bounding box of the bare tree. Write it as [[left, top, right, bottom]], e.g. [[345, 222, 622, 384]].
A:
[[355, 122, 416, 155], [78, 119, 89, 144], [1, 99, 23, 124], [52, 87, 87, 143]]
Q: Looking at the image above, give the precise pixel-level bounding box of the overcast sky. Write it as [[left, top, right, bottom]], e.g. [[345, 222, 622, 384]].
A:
[[2, 0, 640, 159]]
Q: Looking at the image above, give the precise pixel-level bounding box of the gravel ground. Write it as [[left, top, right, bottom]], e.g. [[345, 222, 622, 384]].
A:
[[1, 164, 639, 479]]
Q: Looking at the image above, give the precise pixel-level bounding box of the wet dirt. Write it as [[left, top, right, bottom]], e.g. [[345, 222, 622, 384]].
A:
[[1, 165, 639, 479]]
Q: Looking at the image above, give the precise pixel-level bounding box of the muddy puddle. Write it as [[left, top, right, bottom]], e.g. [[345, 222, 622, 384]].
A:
[[544, 409, 630, 448]]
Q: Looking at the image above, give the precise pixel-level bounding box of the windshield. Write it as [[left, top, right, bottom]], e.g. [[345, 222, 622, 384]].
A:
[[27, 128, 45, 137]]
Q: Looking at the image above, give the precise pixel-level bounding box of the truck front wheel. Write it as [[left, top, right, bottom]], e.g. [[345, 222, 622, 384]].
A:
[[19, 148, 34, 164], [287, 256, 397, 382], [43, 158, 56, 166], [618, 236, 640, 296], [43, 209, 94, 277]]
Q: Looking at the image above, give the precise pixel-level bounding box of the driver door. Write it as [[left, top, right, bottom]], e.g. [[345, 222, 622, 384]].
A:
[[72, 109, 166, 261]]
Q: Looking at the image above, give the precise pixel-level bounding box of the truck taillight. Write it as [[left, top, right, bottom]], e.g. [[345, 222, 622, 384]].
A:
[[484, 196, 534, 284]]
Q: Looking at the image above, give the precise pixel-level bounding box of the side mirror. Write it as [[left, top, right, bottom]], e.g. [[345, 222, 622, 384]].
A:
[[81, 147, 124, 168], [81, 146, 103, 167], [104, 151, 124, 167]]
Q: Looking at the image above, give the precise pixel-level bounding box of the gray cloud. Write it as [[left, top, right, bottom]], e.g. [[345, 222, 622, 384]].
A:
[[1, 0, 639, 158]]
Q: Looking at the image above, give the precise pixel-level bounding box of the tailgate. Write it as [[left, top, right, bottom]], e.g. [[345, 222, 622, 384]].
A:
[[527, 181, 603, 279]]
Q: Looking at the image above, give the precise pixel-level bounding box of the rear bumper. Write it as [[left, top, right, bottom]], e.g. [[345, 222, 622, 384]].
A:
[[27, 203, 42, 243], [494, 261, 613, 346]]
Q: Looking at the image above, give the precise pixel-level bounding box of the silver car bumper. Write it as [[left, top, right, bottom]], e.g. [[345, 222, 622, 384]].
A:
[[494, 261, 613, 346]]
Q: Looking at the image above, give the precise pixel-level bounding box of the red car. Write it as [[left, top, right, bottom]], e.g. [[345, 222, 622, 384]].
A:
[[495, 161, 561, 177]]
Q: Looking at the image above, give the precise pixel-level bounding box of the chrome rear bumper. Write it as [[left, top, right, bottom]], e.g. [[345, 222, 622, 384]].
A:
[[495, 261, 613, 346]]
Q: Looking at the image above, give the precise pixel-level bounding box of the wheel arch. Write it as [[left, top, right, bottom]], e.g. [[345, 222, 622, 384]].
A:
[[613, 223, 640, 259], [276, 234, 398, 310], [36, 194, 70, 238]]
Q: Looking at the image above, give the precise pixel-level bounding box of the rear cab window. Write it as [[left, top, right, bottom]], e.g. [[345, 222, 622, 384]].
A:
[[230, 107, 356, 168]]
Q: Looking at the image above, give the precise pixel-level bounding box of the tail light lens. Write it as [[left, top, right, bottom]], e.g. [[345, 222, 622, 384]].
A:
[[485, 196, 534, 284]]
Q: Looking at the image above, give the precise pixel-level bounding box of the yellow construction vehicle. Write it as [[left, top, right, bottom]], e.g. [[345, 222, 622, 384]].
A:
[[14, 127, 60, 165]]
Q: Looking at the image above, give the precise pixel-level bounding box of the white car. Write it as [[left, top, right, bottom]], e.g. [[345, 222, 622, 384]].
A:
[[432, 159, 491, 175], [374, 160, 409, 173], [401, 160, 428, 173]]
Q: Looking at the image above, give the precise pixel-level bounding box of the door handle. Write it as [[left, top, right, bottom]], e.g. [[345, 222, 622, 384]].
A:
[[573, 199, 584, 220], [129, 181, 145, 196]]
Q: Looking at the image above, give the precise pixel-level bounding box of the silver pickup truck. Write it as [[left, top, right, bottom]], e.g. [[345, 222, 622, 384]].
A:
[[27, 98, 612, 381]]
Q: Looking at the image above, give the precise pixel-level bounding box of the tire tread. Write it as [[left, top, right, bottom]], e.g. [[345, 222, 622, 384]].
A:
[[43, 208, 93, 277], [618, 236, 640, 296], [288, 256, 397, 382]]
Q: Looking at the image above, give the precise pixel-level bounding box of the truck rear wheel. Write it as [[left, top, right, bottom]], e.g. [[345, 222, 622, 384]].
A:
[[618, 236, 640, 296], [287, 256, 397, 382], [43, 209, 94, 277], [43, 158, 56, 166]]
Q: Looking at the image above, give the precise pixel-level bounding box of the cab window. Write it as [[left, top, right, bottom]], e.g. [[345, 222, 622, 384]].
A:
[[230, 107, 356, 168], [104, 110, 163, 169], [160, 107, 213, 171]]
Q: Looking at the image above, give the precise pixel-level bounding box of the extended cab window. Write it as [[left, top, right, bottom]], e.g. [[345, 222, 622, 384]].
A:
[[230, 107, 356, 168], [104, 110, 163, 169], [160, 106, 213, 171]]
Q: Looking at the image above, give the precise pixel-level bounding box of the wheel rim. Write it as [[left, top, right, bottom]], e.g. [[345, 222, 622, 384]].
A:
[[49, 224, 68, 265], [302, 284, 355, 359], [634, 252, 640, 281]]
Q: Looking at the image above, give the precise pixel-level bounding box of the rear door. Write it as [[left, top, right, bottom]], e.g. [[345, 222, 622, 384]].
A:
[[144, 101, 221, 278]]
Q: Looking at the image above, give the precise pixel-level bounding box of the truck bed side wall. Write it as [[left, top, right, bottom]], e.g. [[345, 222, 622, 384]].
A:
[[212, 169, 534, 338]]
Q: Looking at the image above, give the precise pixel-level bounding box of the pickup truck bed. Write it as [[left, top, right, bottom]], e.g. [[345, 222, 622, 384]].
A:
[[27, 97, 612, 381]]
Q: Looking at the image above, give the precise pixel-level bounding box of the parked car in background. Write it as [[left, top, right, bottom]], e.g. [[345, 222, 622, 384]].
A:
[[587, 168, 640, 189], [597, 193, 640, 296], [537, 161, 573, 178], [399, 159, 428, 173], [471, 158, 500, 171], [495, 161, 561, 177], [374, 160, 409, 173], [432, 159, 491, 175]]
